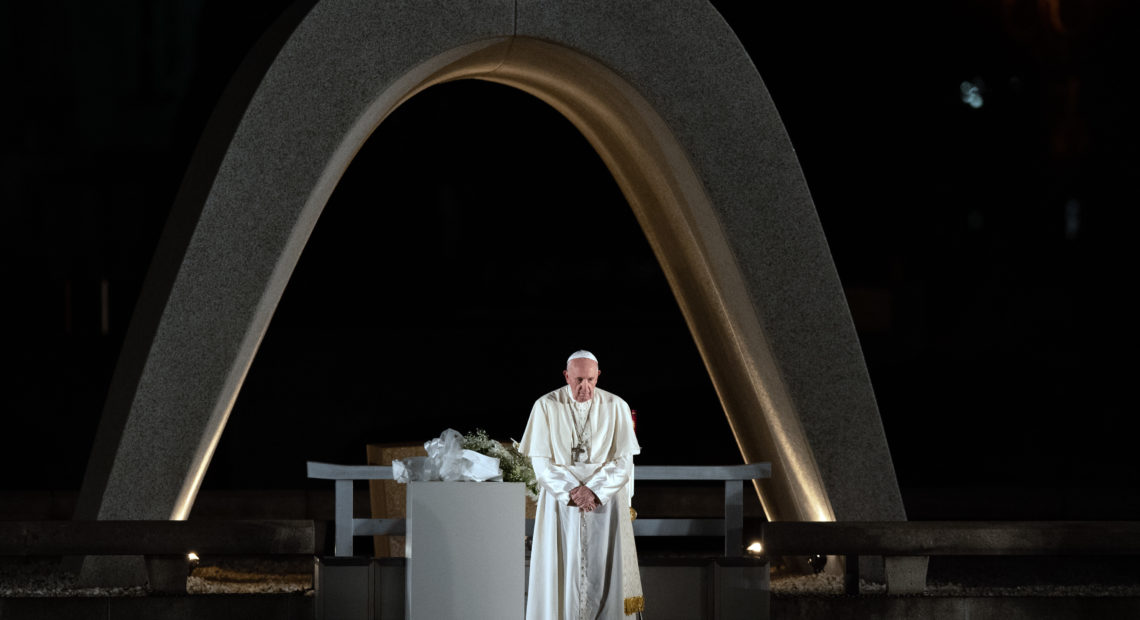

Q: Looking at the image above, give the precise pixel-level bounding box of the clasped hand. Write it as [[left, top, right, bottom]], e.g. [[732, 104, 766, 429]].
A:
[[569, 485, 600, 512]]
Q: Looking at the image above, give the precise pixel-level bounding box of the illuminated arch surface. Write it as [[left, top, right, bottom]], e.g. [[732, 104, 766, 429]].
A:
[[76, 0, 905, 582]]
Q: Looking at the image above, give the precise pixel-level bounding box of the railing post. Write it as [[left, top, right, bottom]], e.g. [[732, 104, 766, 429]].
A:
[[724, 479, 743, 557], [335, 479, 353, 557], [844, 554, 859, 595]]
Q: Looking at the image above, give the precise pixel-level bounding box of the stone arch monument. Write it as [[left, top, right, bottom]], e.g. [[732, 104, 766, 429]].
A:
[[77, 0, 905, 580]]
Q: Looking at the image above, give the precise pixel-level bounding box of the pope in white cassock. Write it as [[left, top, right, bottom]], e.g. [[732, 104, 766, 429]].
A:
[[519, 350, 644, 619]]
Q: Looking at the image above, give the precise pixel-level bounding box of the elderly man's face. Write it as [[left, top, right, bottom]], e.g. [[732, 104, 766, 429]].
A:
[[564, 359, 600, 402]]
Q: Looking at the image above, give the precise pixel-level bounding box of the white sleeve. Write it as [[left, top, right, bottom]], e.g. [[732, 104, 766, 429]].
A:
[[531, 457, 582, 505], [583, 455, 632, 506]]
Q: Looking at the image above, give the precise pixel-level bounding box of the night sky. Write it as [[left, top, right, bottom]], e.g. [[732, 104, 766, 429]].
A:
[[3, 1, 1138, 520]]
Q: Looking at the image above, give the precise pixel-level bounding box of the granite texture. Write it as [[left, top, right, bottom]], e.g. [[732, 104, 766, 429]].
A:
[[77, 0, 903, 584], [75, 0, 515, 584], [884, 556, 930, 595], [513, 0, 905, 523]]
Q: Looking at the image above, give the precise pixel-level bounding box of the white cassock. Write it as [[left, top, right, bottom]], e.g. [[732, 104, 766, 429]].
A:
[[519, 385, 644, 620]]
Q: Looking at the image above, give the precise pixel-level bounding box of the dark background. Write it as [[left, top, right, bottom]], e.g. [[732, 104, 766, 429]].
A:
[[3, 1, 1137, 519]]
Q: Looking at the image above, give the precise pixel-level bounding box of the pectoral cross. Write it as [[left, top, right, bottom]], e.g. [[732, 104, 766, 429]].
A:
[[571, 444, 586, 464]]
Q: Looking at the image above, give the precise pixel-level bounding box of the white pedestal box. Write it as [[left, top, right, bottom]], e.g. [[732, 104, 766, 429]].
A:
[[406, 481, 525, 620]]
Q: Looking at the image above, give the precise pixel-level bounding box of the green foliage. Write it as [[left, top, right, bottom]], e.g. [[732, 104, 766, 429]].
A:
[[462, 429, 539, 500]]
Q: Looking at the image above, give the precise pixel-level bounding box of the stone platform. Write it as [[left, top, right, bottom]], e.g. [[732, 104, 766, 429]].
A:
[[0, 594, 313, 620], [6, 559, 1140, 620]]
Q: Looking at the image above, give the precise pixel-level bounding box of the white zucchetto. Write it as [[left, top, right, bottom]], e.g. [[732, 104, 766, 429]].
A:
[[567, 350, 599, 365]]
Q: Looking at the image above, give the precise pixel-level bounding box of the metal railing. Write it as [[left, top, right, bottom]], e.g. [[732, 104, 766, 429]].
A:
[[306, 461, 770, 558]]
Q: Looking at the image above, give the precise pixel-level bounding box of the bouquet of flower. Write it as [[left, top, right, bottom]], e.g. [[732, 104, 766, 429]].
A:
[[462, 429, 539, 500]]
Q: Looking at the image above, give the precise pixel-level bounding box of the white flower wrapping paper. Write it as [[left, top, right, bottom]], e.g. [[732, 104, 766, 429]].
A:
[[393, 428, 504, 483], [391, 456, 437, 483]]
